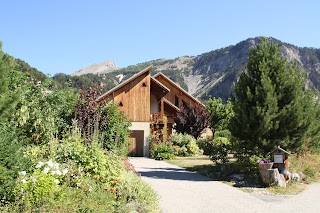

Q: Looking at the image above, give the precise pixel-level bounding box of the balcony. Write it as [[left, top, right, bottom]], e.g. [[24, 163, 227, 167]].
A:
[[150, 112, 162, 123]]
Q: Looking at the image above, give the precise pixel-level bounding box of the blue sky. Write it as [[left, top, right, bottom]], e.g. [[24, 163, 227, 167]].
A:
[[1, 0, 319, 76]]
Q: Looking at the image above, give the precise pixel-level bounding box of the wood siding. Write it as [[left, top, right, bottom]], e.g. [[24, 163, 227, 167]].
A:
[[154, 75, 199, 108], [113, 71, 151, 122]]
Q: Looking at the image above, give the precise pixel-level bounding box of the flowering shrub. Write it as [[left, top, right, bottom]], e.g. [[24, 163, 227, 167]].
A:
[[14, 160, 68, 207], [258, 159, 272, 164]]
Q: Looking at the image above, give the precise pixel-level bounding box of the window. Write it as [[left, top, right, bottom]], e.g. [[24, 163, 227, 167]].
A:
[[142, 82, 147, 87], [175, 95, 179, 107], [119, 101, 123, 106]]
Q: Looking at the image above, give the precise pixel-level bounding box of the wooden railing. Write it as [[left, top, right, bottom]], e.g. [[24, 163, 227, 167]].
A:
[[150, 112, 162, 122]]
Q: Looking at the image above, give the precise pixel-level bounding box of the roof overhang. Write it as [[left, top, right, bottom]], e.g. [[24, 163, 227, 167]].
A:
[[96, 66, 152, 102], [153, 72, 204, 107]]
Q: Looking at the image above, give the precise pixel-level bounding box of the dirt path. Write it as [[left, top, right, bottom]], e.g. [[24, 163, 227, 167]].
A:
[[130, 157, 320, 213]]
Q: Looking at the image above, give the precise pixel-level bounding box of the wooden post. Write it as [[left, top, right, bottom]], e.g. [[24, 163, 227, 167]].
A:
[[160, 97, 164, 120]]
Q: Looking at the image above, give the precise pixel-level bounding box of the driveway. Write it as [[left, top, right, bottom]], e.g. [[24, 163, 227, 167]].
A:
[[129, 157, 320, 213]]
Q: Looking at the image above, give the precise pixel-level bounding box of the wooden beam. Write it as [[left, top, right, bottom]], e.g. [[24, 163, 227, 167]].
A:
[[160, 97, 164, 119]]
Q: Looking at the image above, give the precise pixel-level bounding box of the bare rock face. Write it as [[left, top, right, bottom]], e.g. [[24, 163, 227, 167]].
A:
[[72, 60, 118, 76]]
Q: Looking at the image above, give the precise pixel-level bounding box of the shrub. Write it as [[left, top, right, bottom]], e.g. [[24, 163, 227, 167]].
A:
[[150, 143, 175, 160], [199, 137, 231, 164], [170, 133, 199, 156]]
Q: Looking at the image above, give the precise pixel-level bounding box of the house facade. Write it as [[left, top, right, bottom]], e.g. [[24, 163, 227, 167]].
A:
[[96, 66, 202, 157]]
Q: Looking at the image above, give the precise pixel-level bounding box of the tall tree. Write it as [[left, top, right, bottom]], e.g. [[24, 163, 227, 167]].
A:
[[206, 97, 234, 133], [173, 103, 211, 139], [230, 38, 313, 156], [0, 42, 19, 120]]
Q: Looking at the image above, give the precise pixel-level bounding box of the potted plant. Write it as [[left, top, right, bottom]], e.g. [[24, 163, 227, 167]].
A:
[[258, 159, 274, 170]]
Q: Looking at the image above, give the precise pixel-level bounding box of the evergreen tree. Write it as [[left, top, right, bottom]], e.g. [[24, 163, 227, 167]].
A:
[[230, 38, 313, 156], [0, 42, 19, 121]]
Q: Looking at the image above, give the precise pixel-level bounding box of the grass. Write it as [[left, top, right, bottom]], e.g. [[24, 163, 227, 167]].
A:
[[166, 154, 320, 195]]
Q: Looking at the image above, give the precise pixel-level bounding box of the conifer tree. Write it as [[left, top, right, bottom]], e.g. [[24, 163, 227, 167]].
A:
[[230, 38, 313, 156], [0, 42, 18, 120]]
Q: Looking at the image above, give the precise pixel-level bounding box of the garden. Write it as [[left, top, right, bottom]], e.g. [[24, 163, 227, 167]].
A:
[[0, 44, 159, 212]]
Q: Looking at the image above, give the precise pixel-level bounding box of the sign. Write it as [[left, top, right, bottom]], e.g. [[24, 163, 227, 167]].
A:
[[274, 154, 283, 163]]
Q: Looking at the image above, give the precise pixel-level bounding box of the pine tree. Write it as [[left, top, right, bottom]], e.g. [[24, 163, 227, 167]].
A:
[[230, 38, 313, 156], [0, 42, 17, 120]]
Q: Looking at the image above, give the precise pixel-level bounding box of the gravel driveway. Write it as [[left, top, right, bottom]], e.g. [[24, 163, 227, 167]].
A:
[[129, 157, 320, 213]]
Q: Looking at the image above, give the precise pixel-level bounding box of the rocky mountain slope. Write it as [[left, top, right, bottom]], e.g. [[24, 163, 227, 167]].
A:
[[66, 37, 320, 102], [72, 60, 118, 76]]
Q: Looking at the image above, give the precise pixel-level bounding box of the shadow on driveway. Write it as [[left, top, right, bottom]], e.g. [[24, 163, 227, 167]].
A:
[[138, 167, 214, 182]]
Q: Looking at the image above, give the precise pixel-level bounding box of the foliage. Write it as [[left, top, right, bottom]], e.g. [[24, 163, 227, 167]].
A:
[[13, 79, 77, 145], [75, 84, 106, 143], [230, 38, 315, 157], [13, 160, 68, 207], [0, 43, 21, 121], [100, 103, 131, 155], [206, 97, 234, 132], [55, 126, 123, 184], [0, 126, 31, 202], [150, 143, 175, 160], [170, 133, 199, 156], [173, 103, 211, 139], [198, 136, 231, 164], [75, 85, 131, 155]]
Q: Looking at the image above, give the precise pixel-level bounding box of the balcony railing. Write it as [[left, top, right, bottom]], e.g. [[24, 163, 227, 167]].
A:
[[151, 112, 162, 123]]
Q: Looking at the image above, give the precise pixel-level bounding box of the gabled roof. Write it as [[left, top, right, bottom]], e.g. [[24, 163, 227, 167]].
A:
[[96, 66, 152, 102], [153, 72, 204, 106], [164, 98, 180, 112], [271, 146, 291, 155], [150, 77, 170, 94]]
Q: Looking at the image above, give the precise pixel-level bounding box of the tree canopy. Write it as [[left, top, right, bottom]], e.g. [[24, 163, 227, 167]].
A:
[[230, 38, 315, 156]]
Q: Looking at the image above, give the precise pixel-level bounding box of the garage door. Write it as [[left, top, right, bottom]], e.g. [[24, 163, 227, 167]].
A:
[[128, 130, 144, 156]]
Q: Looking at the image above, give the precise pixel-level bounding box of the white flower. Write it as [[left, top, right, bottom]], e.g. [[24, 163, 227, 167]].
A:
[[19, 171, 27, 176], [47, 160, 54, 168], [62, 168, 68, 175], [56, 170, 62, 176], [51, 170, 56, 175], [32, 177, 37, 183], [36, 161, 44, 168], [21, 179, 26, 183], [43, 167, 50, 174], [54, 163, 59, 170], [54, 179, 59, 184]]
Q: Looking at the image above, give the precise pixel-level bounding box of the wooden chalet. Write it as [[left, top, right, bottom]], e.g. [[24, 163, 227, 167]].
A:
[[96, 66, 202, 157]]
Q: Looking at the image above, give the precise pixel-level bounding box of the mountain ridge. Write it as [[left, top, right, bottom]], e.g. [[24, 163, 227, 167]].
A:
[[57, 36, 320, 101]]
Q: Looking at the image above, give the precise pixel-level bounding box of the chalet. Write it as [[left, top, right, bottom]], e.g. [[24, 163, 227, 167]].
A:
[[96, 66, 202, 157]]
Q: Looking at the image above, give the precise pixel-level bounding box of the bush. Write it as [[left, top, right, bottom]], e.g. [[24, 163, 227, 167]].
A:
[[150, 143, 175, 160], [170, 133, 199, 156], [198, 137, 230, 164]]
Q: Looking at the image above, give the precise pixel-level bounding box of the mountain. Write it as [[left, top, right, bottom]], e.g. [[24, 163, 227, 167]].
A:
[[72, 60, 118, 76], [60, 37, 320, 102]]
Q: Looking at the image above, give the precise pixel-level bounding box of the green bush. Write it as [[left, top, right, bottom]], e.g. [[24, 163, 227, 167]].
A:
[[150, 143, 175, 160], [198, 137, 230, 164], [170, 133, 199, 156], [100, 103, 131, 156]]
